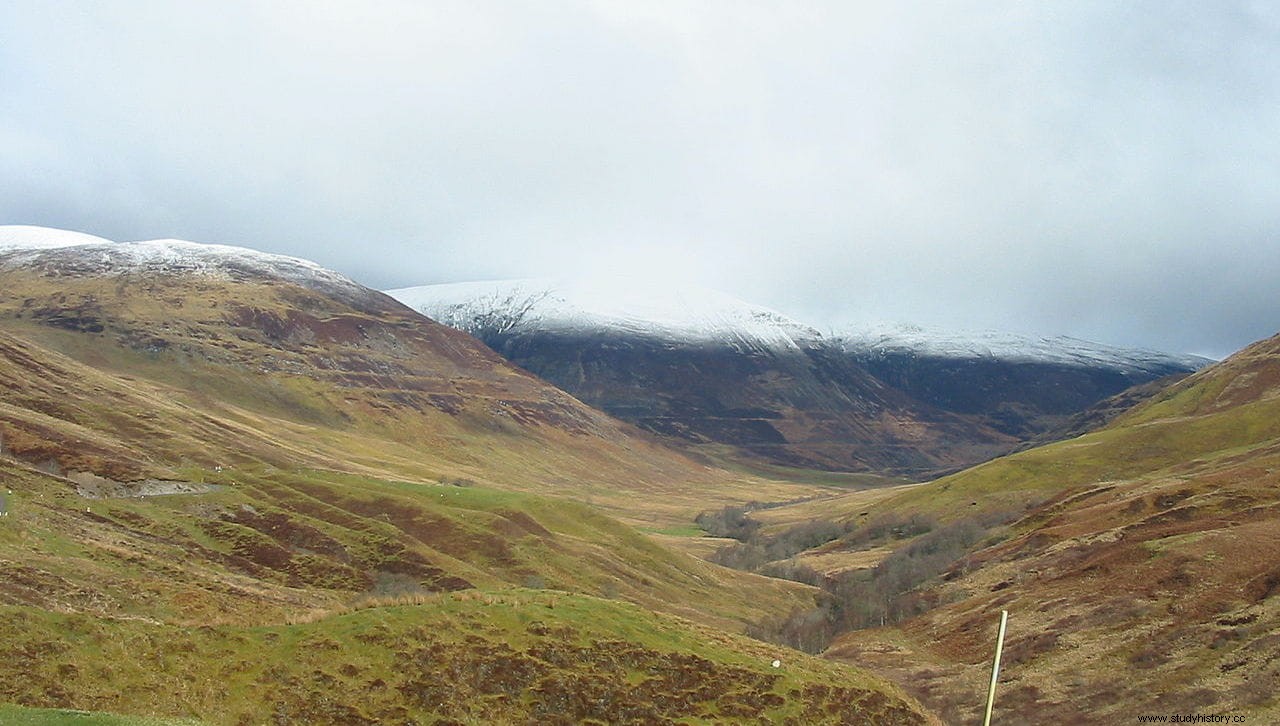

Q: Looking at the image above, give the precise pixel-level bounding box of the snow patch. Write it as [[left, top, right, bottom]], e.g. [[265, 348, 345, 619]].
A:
[[834, 321, 1212, 373], [387, 278, 823, 352], [0, 225, 115, 250], [388, 279, 1210, 374], [0, 226, 369, 300]]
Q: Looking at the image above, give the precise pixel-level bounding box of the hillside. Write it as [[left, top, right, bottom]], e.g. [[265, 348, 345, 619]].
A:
[[0, 228, 839, 521], [752, 332, 1280, 722], [391, 279, 1206, 479], [390, 279, 1019, 477], [0, 227, 931, 723], [833, 323, 1210, 439], [0, 590, 937, 725]]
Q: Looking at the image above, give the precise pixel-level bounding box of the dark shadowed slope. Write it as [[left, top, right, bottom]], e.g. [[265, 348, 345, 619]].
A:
[[391, 279, 1019, 478], [834, 323, 1209, 440]]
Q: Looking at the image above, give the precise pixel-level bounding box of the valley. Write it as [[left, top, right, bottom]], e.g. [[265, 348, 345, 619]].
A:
[[681, 334, 1280, 722], [2, 226, 1275, 724], [3, 2, 1273, 723], [0, 227, 934, 724]]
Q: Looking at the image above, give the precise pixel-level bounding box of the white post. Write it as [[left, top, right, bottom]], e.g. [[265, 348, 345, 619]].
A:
[[982, 610, 1008, 726]]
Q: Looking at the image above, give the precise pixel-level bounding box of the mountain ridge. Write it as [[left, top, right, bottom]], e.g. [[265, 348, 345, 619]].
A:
[[834, 321, 1211, 373], [391, 278, 1024, 477], [390, 277, 825, 355], [390, 277, 1208, 474]]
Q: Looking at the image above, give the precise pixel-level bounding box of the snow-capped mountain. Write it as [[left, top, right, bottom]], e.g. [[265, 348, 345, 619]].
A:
[[0, 226, 1211, 476], [389, 278, 823, 355], [834, 322, 1210, 439], [0, 225, 114, 249], [0, 225, 371, 305], [391, 279, 1211, 473], [389, 279, 1019, 476], [0, 225, 622, 440], [834, 322, 1213, 375]]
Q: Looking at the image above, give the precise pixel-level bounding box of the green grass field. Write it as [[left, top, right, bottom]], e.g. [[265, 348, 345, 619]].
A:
[[0, 591, 930, 725]]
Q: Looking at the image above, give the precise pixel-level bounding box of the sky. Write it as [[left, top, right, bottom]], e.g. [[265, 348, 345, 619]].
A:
[[2, 1, 1277, 359]]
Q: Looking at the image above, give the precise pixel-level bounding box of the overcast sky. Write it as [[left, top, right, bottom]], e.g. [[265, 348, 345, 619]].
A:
[[2, 1, 1277, 358]]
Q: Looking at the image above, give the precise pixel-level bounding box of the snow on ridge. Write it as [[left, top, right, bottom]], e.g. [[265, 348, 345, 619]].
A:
[[0, 225, 115, 250], [389, 280, 1211, 370], [834, 321, 1212, 373], [0, 225, 366, 297], [387, 278, 823, 351], [1, 227, 1215, 371]]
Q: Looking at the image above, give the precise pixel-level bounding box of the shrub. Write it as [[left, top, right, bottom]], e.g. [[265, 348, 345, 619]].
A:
[[694, 505, 761, 541]]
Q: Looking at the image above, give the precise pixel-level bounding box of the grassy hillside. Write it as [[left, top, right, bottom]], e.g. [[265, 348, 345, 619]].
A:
[[0, 254, 934, 722], [803, 334, 1280, 722], [750, 336, 1280, 532], [0, 310, 833, 529], [0, 591, 936, 725], [1, 453, 941, 722], [0, 454, 820, 632]]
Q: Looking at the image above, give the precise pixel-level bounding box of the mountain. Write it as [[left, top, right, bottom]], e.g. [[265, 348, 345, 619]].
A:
[[389, 279, 1206, 478], [0, 228, 619, 485], [756, 330, 1280, 722], [835, 322, 1211, 439], [397, 278, 826, 350], [1017, 372, 1191, 448], [0, 226, 932, 723], [389, 279, 1020, 478]]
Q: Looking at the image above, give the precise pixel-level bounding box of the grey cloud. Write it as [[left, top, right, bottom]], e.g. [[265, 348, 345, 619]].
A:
[[1, 0, 1276, 359]]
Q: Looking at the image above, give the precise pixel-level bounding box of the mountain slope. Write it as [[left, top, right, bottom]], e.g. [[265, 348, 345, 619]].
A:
[[835, 322, 1210, 439], [0, 228, 832, 520], [0, 227, 829, 618], [0, 592, 934, 725], [390, 279, 1018, 477], [0, 227, 931, 723], [813, 332, 1280, 722]]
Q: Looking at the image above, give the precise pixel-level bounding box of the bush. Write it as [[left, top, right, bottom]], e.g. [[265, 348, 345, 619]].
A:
[[729, 505, 1028, 652], [746, 603, 839, 654], [694, 505, 761, 542], [742, 515, 998, 651], [841, 513, 937, 548], [757, 559, 824, 587], [829, 517, 988, 630], [763, 519, 848, 561], [709, 541, 768, 571]]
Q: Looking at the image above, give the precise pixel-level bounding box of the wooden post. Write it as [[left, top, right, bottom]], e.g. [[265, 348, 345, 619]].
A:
[[982, 610, 1008, 726]]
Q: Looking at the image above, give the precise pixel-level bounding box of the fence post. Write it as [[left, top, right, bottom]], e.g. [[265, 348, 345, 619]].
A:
[[982, 610, 1008, 726]]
